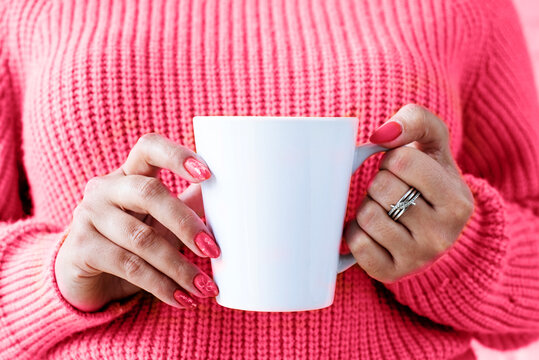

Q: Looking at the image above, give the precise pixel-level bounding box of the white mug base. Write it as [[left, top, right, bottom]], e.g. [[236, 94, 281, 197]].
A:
[[215, 297, 334, 312]]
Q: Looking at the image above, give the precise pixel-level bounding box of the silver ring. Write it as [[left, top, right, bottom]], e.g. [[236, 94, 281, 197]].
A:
[[388, 187, 421, 221]]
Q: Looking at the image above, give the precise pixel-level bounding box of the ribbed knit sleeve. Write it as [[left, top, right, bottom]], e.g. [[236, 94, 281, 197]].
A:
[[0, 4, 141, 359], [384, 0, 539, 335]]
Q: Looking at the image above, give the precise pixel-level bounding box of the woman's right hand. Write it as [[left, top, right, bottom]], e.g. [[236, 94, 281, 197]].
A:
[[55, 133, 221, 312]]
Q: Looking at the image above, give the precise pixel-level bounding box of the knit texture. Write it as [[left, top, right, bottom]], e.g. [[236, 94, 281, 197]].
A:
[[1, 0, 539, 359]]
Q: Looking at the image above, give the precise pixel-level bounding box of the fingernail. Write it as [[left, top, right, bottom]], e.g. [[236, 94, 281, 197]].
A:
[[369, 121, 402, 143], [184, 157, 211, 180], [194, 231, 221, 258], [193, 273, 219, 297], [173, 289, 198, 309]]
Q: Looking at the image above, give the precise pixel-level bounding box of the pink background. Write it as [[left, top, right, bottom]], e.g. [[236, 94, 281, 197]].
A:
[[515, 0, 539, 94], [472, 1, 539, 359]]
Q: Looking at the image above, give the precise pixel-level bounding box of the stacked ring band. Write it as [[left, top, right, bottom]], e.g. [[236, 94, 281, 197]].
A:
[[388, 187, 421, 221]]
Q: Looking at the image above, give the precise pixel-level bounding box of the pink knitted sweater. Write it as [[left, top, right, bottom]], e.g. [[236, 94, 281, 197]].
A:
[[1, 0, 539, 359]]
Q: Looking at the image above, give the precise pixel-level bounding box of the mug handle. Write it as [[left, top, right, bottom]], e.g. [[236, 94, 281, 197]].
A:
[[337, 143, 389, 273]]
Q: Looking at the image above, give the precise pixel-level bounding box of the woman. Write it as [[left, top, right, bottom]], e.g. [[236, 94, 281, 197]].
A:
[[1, 0, 538, 359]]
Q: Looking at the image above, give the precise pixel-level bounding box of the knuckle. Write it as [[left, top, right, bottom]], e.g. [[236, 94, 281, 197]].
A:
[[172, 259, 194, 284], [369, 170, 393, 195], [120, 252, 146, 278], [177, 212, 199, 235], [439, 118, 450, 138], [355, 201, 379, 229], [70, 207, 95, 238], [129, 224, 156, 250], [84, 176, 105, 195], [401, 104, 450, 143], [400, 103, 428, 135], [137, 177, 165, 201], [386, 147, 412, 174], [137, 132, 161, 146], [457, 197, 474, 221], [401, 103, 424, 115], [445, 206, 460, 220], [401, 103, 426, 123], [348, 234, 369, 256], [451, 205, 467, 223], [72, 203, 91, 222], [154, 275, 174, 297], [65, 224, 87, 249], [163, 142, 183, 162], [445, 196, 474, 224], [364, 258, 386, 279]]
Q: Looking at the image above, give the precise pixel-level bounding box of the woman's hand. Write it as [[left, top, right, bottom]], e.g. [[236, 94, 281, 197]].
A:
[[344, 104, 475, 283], [55, 133, 221, 312]]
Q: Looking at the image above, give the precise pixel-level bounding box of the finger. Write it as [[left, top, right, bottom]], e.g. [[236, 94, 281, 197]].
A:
[[343, 217, 396, 283], [376, 147, 456, 208], [145, 216, 186, 250], [82, 226, 197, 309], [367, 169, 464, 265], [354, 194, 419, 264], [366, 169, 434, 236], [121, 133, 212, 182], [177, 183, 205, 218], [90, 205, 219, 299], [369, 104, 454, 167], [149, 183, 206, 249], [101, 174, 220, 258]]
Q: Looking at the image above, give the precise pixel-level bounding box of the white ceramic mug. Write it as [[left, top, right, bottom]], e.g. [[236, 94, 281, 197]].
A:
[[192, 116, 387, 312]]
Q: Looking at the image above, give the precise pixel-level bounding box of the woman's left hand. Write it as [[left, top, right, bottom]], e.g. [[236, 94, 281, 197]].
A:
[[344, 104, 475, 283]]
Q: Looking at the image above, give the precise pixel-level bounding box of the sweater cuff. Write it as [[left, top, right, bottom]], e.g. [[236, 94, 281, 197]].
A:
[[0, 221, 142, 356], [384, 174, 507, 304]]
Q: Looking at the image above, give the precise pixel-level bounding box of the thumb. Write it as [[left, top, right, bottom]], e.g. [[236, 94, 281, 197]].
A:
[[369, 104, 453, 166]]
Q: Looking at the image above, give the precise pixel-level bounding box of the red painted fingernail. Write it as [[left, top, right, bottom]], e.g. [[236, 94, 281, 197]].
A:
[[369, 121, 402, 143], [184, 157, 211, 180], [173, 290, 198, 309], [194, 231, 221, 258], [193, 273, 220, 297]]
